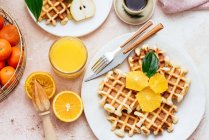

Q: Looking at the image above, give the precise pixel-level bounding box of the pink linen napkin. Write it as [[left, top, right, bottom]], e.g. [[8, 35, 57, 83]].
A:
[[158, 0, 209, 14]]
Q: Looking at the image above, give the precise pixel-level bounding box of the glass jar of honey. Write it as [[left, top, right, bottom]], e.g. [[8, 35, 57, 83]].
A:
[[49, 37, 88, 79]]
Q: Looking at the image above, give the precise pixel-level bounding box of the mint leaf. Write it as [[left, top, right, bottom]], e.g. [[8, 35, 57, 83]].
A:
[[142, 52, 159, 78], [25, 0, 43, 21]]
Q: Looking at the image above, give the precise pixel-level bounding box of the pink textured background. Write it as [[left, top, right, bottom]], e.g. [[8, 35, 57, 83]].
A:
[[0, 0, 209, 140]]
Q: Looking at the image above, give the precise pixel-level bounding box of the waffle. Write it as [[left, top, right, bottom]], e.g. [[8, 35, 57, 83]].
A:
[[39, 0, 71, 26], [128, 45, 190, 105], [134, 103, 178, 135], [160, 61, 190, 106], [128, 45, 166, 71], [98, 69, 138, 116], [107, 111, 140, 137], [98, 45, 190, 137]]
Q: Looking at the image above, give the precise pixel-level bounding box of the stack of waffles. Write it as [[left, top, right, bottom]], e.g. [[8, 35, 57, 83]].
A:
[[39, 0, 72, 26], [98, 45, 190, 137]]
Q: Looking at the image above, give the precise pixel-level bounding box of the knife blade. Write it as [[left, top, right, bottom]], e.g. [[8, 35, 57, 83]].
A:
[[85, 50, 133, 82]]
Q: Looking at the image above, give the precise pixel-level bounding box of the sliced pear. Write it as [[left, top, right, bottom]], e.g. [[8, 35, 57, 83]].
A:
[[71, 0, 96, 21]]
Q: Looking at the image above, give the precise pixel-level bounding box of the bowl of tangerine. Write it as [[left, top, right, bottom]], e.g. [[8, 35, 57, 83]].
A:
[[0, 8, 26, 102]]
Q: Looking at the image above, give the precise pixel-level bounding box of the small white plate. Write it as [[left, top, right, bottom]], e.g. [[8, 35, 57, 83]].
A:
[[81, 33, 205, 140], [28, 0, 112, 37]]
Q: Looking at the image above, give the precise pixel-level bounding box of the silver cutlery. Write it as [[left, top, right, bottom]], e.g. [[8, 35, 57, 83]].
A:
[[91, 20, 153, 74], [85, 23, 164, 82]]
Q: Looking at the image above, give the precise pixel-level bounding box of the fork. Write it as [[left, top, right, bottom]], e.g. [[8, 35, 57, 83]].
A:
[[91, 20, 153, 73]]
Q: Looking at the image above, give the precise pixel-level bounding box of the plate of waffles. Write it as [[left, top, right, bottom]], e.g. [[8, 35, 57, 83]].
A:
[[27, 0, 112, 37], [81, 33, 206, 140]]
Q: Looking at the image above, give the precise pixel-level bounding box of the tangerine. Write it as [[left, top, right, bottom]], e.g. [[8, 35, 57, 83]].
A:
[[0, 39, 12, 61], [0, 24, 20, 46], [0, 66, 15, 86], [7, 46, 21, 68], [0, 16, 4, 29]]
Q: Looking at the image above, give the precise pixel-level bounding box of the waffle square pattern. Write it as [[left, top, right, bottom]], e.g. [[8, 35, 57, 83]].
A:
[[39, 0, 71, 26], [98, 45, 190, 137], [98, 69, 138, 116], [134, 103, 178, 135], [107, 112, 140, 137]]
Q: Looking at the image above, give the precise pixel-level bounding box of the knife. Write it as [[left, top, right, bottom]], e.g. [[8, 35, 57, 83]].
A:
[[85, 50, 133, 82], [85, 23, 164, 82]]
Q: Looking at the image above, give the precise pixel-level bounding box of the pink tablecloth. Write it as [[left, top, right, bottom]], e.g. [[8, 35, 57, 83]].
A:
[[159, 0, 209, 13]]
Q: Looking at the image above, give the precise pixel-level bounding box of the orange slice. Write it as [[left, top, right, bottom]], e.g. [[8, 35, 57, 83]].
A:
[[126, 71, 149, 91], [25, 72, 56, 99], [52, 91, 83, 122], [149, 73, 168, 94], [136, 87, 162, 112]]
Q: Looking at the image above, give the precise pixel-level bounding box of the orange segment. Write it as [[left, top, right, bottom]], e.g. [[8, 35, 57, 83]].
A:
[[136, 87, 162, 112], [126, 71, 149, 91], [25, 72, 56, 99], [52, 91, 83, 122], [149, 73, 168, 94]]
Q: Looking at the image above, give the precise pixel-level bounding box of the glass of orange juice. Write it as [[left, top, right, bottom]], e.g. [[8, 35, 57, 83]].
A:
[[49, 37, 88, 79]]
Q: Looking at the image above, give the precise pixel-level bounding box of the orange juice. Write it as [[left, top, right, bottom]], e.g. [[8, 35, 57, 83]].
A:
[[49, 37, 88, 78]]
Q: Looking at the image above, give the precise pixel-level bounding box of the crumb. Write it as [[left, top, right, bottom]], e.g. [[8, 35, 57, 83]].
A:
[[36, 121, 42, 129], [70, 135, 74, 140], [10, 119, 14, 125], [36, 124, 40, 129]]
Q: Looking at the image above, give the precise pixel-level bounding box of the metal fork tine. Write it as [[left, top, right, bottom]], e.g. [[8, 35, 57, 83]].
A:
[[91, 55, 105, 70], [94, 57, 109, 73], [92, 61, 106, 72], [94, 60, 108, 73], [92, 57, 106, 71]]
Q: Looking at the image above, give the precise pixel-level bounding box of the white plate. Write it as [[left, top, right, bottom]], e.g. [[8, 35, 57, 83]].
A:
[[28, 0, 112, 37], [81, 33, 206, 140]]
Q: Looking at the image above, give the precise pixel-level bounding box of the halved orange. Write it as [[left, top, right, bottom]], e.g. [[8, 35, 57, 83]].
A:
[[25, 72, 56, 99], [52, 91, 83, 122]]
